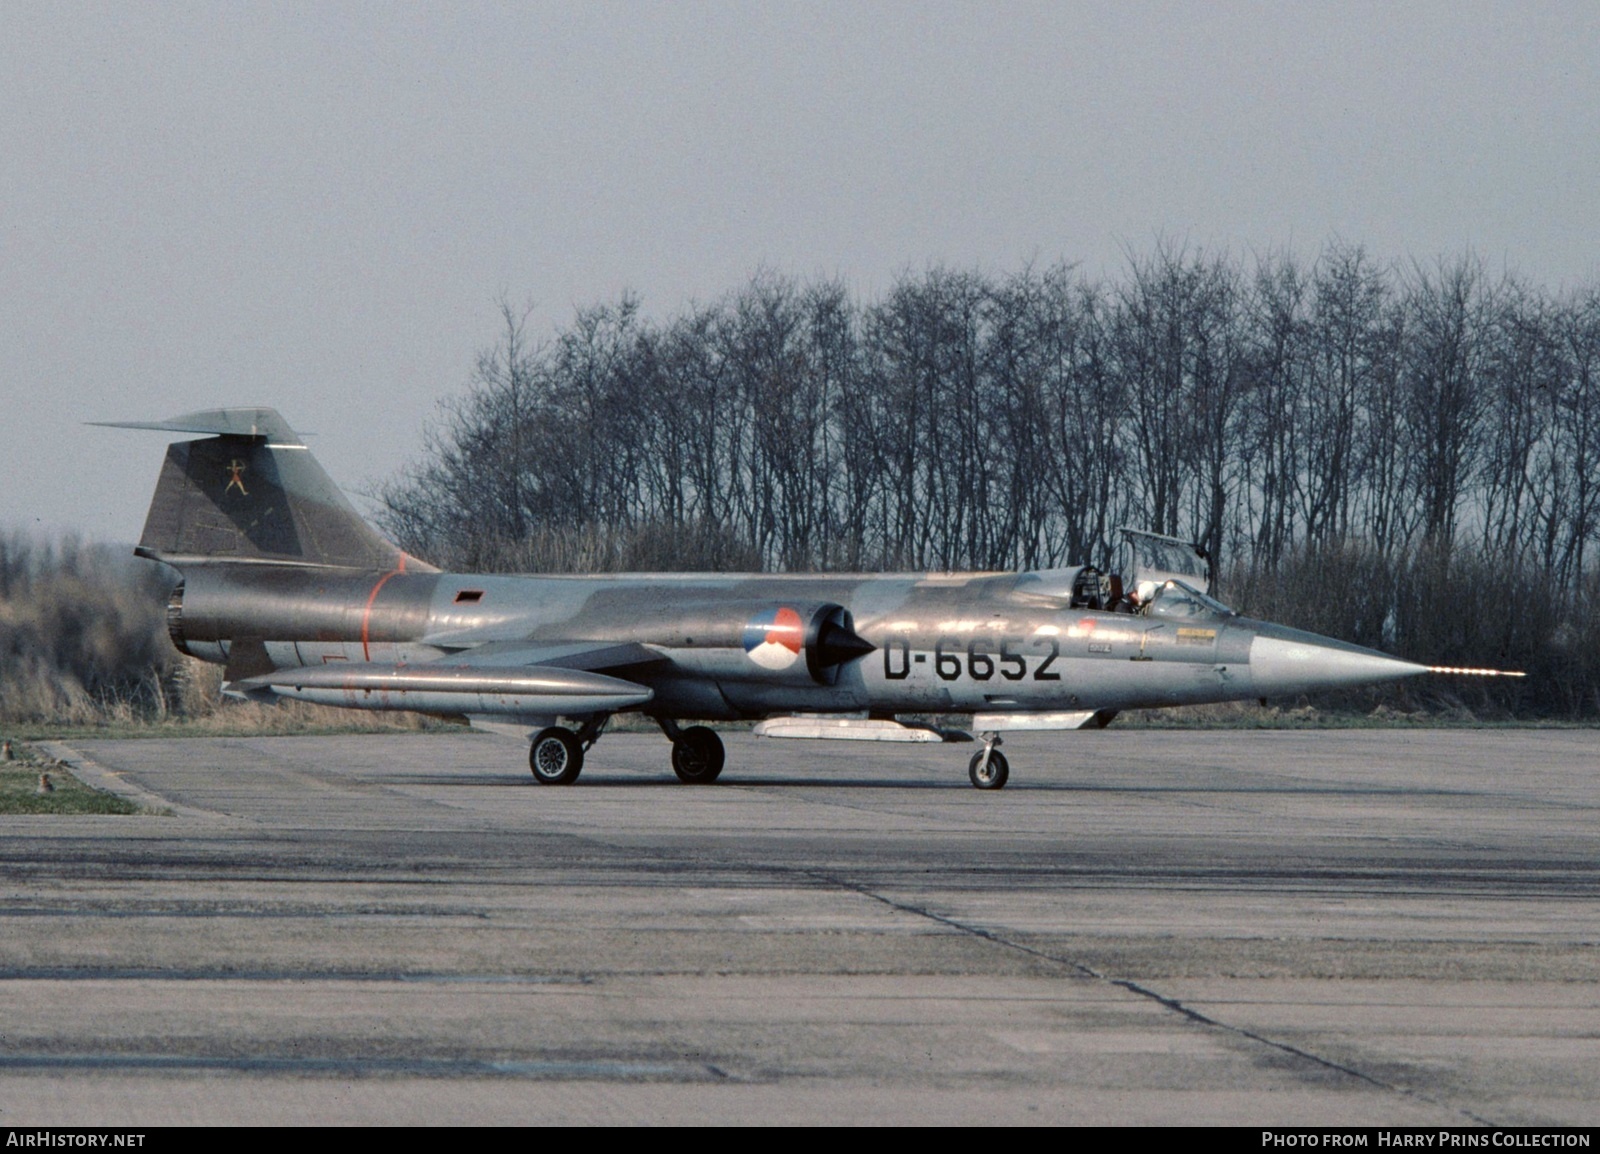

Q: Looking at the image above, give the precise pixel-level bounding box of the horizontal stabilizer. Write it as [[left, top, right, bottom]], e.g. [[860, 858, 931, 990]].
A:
[[91, 408, 302, 444]]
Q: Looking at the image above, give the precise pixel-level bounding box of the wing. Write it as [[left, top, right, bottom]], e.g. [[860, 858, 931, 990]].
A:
[[445, 640, 667, 674], [233, 641, 666, 716]]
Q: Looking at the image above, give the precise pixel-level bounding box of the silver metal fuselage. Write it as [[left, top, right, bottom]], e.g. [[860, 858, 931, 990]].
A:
[[172, 565, 1422, 723]]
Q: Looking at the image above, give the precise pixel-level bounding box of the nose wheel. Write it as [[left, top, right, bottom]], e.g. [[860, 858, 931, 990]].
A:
[[968, 734, 1009, 790]]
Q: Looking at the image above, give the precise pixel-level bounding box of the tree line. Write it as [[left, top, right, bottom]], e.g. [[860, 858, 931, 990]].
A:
[[376, 243, 1600, 717], [379, 244, 1600, 580]]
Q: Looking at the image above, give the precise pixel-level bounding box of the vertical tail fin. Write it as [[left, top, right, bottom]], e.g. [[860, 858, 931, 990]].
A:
[[96, 408, 433, 572]]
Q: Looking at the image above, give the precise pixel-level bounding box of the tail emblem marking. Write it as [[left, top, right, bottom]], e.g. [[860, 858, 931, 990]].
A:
[[225, 459, 249, 496]]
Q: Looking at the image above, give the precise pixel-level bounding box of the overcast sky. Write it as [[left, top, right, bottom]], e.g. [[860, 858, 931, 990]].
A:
[[4, 2, 1597, 544]]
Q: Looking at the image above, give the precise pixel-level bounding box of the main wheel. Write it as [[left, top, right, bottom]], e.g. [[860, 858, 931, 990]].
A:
[[968, 749, 1009, 790], [671, 726, 725, 784], [529, 727, 584, 785]]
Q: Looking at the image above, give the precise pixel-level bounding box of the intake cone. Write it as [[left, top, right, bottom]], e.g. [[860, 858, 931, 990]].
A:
[[814, 619, 876, 667]]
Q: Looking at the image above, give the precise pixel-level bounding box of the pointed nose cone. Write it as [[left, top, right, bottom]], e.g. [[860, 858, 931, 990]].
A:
[[1248, 625, 1428, 698]]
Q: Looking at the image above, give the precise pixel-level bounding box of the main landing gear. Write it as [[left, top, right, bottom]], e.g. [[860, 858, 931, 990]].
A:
[[527, 715, 608, 785], [526, 716, 726, 786], [529, 726, 584, 784], [659, 718, 725, 784]]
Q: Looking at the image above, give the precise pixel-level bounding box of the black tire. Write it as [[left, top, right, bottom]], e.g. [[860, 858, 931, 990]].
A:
[[671, 726, 725, 784], [529, 727, 583, 785], [968, 749, 1009, 790]]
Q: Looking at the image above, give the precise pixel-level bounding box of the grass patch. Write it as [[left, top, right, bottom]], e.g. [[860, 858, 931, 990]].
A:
[[3, 700, 467, 742], [0, 743, 143, 815]]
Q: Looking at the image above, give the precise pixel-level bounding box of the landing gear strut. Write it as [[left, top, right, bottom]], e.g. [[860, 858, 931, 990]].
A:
[[968, 732, 1009, 790], [657, 719, 726, 784]]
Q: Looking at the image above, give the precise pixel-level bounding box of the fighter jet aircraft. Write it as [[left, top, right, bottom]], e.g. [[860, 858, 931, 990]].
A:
[[101, 408, 1517, 789]]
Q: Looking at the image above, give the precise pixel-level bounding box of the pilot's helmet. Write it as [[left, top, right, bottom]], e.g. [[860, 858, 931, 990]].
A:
[[1134, 580, 1160, 605]]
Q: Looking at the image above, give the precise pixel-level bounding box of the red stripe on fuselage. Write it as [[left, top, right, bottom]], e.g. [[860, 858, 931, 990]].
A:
[[360, 554, 408, 661]]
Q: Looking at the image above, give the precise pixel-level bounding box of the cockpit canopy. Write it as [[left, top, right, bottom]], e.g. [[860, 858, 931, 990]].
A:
[[1120, 527, 1212, 591], [1145, 579, 1234, 619], [1016, 529, 1232, 617]]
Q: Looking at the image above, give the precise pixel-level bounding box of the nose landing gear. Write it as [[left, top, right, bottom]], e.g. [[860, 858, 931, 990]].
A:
[[968, 732, 1009, 790], [526, 716, 728, 785]]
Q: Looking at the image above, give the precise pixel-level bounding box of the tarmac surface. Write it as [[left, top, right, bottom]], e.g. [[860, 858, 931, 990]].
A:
[[1, 727, 1597, 1126]]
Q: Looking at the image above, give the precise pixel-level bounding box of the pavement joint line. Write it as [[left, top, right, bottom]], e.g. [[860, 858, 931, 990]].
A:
[[0, 967, 595, 983], [818, 871, 1500, 1129], [0, 1053, 727, 1080], [36, 741, 233, 822]]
